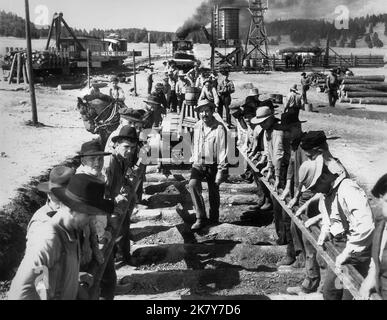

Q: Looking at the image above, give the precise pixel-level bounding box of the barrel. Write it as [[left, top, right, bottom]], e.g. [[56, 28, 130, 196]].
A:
[[185, 87, 201, 106], [243, 59, 250, 68]]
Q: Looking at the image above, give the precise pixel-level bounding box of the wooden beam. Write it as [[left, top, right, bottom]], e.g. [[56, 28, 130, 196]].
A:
[[8, 54, 17, 84]]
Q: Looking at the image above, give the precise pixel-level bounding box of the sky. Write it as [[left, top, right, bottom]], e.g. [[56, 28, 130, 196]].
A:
[[0, 0, 386, 32], [0, 0, 204, 32]]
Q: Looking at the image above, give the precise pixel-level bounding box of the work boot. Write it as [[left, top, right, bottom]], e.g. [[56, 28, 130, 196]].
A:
[[191, 219, 207, 231], [276, 255, 296, 267]]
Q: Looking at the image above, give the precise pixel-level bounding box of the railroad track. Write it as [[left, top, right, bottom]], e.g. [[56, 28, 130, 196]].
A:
[[112, 167, 319, 300]]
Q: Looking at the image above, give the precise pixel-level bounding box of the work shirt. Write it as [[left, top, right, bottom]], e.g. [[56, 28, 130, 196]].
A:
[[103, 153, 134, 199], [27, 203, 57, 244], [264, 123, 284, 177], [190, 119, 227, 171], [176, 79, 189, 96], [109, 86, 125, 102], [285, 91, 302, 112], [287, 147, 308, 190], [319, 178, 375, 254], [8, 220, 80, 300], [195, 75, 206, 89], [199, 87, 220, 106], [217, 79, 235, 96]]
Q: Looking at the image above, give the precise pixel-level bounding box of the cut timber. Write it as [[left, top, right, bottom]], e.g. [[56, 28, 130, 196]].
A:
[[342, 84, 387, 92], [342, 79, 387, 85], [57, 83, 84, 90], [346, 92, 387, 98], [339, 75, 385, 82], [349, 99, 361, 104], [359, 98, 387, 105]]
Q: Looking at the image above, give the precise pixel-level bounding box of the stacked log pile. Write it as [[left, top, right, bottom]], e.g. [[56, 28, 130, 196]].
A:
[[4, 48, 70, 70], [339, 75, 387, 105]]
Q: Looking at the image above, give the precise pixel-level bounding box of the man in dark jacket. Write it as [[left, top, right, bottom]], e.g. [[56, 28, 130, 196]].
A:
[[327, 69, 339, 107]]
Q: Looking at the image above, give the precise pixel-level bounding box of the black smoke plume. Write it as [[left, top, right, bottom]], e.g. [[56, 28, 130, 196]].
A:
[[176, 0, 249, 39]]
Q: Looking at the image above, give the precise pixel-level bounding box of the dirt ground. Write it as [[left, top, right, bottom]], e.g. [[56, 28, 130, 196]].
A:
[[1, 58, 387, 299]]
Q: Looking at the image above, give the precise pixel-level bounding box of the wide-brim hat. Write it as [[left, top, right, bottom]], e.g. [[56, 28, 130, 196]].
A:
[[119, 108, 146, 123], [194, 99, 216, 112], [37, 166, 75, 193], [301, 72, 307, 76], [77, 139, 112, 157], [52, 174, 114, 215], [203, 78, 212, 85], [250, 106, 275, 125], [111, 125, 139, 144], [299, 155, 324, 191], [110, 75, 119, 82], [143, 94, 162, 106], [290, 84, 299, 93], [178, 70, 186, 77], [300, 131, 327, 151]]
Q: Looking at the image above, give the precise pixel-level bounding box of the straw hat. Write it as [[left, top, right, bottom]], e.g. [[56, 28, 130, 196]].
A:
[[37, 166, 75, 194], [250, 106, 275, 125], [248, 88, 260, 97], [299, 155, 324, 191], [194, 99, 216, 113]]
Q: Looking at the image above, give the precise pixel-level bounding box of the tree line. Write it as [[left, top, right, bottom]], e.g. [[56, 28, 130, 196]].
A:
[[1, 10, 386, 48]]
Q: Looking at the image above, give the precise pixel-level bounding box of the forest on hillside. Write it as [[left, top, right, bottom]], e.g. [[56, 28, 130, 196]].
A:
[[1, 10, 386, 48]]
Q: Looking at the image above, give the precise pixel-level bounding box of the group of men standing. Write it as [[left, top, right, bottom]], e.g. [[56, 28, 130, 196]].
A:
[[7, 61, 386, 301], [229, 83, 386, 300]]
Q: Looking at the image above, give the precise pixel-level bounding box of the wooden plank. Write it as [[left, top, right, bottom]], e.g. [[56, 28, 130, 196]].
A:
[[8, 54, 17, 84], [216, 114, 371, 300]]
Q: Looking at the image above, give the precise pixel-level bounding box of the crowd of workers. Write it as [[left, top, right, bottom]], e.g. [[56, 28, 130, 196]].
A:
[[6, 60, 387, 301]]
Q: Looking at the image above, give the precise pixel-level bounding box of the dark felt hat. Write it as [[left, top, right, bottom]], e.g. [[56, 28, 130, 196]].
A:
[[300, 131, 327, 150], [143, 94, 162, 106], [119, 108, 146, 123], [194, 99, 216, 112], [37, 166, 75, 193], [78, 140, 112, 157], [276, 111, 307, 131], [52, 174, 114, 215], [111, 125, 139, 144]]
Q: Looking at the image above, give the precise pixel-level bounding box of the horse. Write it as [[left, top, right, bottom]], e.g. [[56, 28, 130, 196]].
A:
[[77, 94, 122, 148]]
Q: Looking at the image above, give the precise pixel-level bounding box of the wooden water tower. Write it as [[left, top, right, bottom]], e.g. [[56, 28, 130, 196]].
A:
[[211, 6, 243, 70]]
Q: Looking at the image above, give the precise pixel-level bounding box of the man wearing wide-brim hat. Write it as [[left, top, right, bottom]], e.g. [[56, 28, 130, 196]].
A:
[[189, 99, 228, 231], [297, 155, 375, 300], [252, 106, 297, 262], [104, 108, 147, 154], [284, 84, 302, 114], [144, 94, 166, 127], [198, 78, 220, 108], [9, 174, 114, 300], [103, 125, 139, 271], [26, 166, 75, 241]]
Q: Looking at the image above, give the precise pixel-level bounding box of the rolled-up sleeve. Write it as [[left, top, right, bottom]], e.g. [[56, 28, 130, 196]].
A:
[[217, 125, 227, 171], [339, 180, 375, 253]]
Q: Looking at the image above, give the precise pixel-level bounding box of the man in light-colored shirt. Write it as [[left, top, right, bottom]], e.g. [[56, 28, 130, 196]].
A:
[[300, 155, 375, 300], [285, 84, 302, 114], [189, 99, 227, 231]]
